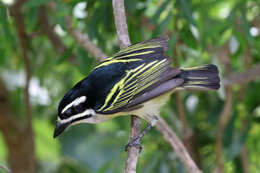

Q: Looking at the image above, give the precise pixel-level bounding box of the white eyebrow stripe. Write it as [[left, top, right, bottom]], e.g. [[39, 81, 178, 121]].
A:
[[58, 109, 95, 124], [61, 96, 87, 114]]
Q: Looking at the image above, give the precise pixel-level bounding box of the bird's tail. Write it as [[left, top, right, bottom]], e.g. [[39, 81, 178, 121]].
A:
[[179, 64, 220, 90]]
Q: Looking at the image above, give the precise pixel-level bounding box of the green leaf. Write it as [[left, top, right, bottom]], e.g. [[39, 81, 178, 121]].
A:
[[152, 11, 172, 36], [177, 0, 196, 25], [0, 2, 16, 49], [151, 0, 170, 24]]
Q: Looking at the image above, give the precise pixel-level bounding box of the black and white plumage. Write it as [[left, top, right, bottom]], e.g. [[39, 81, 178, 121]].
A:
[[54, 36, 220, 138]]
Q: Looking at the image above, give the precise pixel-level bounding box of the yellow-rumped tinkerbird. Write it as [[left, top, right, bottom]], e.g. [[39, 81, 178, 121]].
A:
[[53, 36, 220, 150]]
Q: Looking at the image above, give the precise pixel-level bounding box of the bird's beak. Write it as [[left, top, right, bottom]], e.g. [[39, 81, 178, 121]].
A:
[[53, 120, 70, 138]]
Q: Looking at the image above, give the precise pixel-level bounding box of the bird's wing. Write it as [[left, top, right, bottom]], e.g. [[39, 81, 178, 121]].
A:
[[94, 36, 169, 70], [95, 36, 182, 114], [97, 58, 181, 114]]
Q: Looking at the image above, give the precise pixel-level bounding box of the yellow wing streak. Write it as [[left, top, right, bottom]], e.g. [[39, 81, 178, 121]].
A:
[[114, 44, 160, 57], [119, 59, 167, 98], [104, 62, 157, 111], [115, 50, 154, 59], [134, 64, 167, 95], [115, 60, 159, 99], [97, 64, 145, 111], [135, 59, 167, 81], [101, 59, 169, 111], [115, 60, 168, 105], [94, 58, 142, 69]]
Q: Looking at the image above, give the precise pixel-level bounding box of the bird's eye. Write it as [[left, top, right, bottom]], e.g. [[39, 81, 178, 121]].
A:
[[60, 108, 72, 119]]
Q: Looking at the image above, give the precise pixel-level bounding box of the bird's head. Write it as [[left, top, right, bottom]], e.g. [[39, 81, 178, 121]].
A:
[[53, 82, 96, 138]]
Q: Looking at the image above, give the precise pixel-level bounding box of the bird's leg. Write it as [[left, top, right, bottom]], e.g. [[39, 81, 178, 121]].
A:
[[125, 115, 158, 152]]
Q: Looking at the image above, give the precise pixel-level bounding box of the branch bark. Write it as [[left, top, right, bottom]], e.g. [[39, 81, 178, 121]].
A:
[[65, 16, 107, 61], [112, 1, 201, 173], [240, 146, 250, 173], [0, 78, 35, 173], [112, 1, 141, 173], [223, 63, 260, 87], [0, 164, 11, 173], [216, 87, 233, 173], [173, 40, 201, 166], [38, 6, 76, 64], [215, 44, 233, 173], [112, 0, 131, 49], [156, 117, 202, 173], [0, 0, 37, 172]]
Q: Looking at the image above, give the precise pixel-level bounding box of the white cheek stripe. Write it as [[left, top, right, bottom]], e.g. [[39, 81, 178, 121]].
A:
[[61, 96, 87, 114], [58, 109, 96, 124]]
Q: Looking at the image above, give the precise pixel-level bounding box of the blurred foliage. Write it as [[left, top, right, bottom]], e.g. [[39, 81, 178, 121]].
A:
[[0, 0, 260, 172]]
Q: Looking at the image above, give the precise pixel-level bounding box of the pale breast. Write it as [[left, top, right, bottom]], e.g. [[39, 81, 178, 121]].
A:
[[83, 92, 171, 124], [128, 92, 171, 124]]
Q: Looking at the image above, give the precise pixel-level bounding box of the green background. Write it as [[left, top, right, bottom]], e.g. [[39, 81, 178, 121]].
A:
[[0, 0, 260, 172]]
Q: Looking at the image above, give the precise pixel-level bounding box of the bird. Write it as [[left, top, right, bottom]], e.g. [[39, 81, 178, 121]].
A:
[[53, 36, 220, 150]]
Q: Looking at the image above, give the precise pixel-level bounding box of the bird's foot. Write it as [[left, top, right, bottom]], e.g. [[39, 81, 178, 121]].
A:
[[125, 137, 142, 153], [125, 122, 154, 153]]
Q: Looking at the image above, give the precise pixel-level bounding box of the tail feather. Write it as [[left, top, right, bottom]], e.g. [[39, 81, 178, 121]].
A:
[[179, 64, 220, 90]]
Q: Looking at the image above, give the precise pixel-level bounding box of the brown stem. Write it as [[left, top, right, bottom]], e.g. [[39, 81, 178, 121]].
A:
[[65, 16, 107, 61], [0, 79, 35, 173], [223, 63, 260, 87], [124, 116, 142, 173], [216, 87, 233, 173], [156, 117, 202, 173], [2, 0, 36, 172], [215, 43, 233, 173], [237, 46, 251, 173], [0, 164, 11, 173], [173, 38, 201, 166], [175, 92, 201, 164], [112, 0, 141, 173], [240, 146, 250, 173], [38, 6, 76, 64], [112, 0, 131, 49]]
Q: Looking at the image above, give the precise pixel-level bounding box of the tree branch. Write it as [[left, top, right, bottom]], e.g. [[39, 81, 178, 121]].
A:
[[156, 117, 202, 173], [223, 63, 260, 87], [10, 0, 33, 139], [112, 0, 131, 49], [8, 0, 36, 172], [240, 146, 250, 173], [215, 44, 233, 173], [65, 16, 107, 61], [0, 164, 11, 173], [173, 40, 201, 165], [216, 87, 233, 173], [38, 6, 76, 64], [112, 1, 141, 173], [0, 78, 35, 173], [0, 79, 21, 135], [112, 1, 201, 173]]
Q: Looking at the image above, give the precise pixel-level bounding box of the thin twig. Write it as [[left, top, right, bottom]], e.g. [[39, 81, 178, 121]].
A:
[[65, 16, 107, 61], [112, 0, 131, 49], [223, 63, 260, 87], [156, 117, 202, 173], [10, 0, 33, 135], [173, 40, 201, 164], [216, 87, 232, 173], [240, 146, 250, 173], [38, 6, 76, 64], [0, 164, 11, 173], [215, 44, 233, 173], [9, 0, 36, 172], [112, 1, 141, 173]]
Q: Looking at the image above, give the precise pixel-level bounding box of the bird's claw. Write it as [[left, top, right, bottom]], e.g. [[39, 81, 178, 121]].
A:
[[125, 137, 142, 153]]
